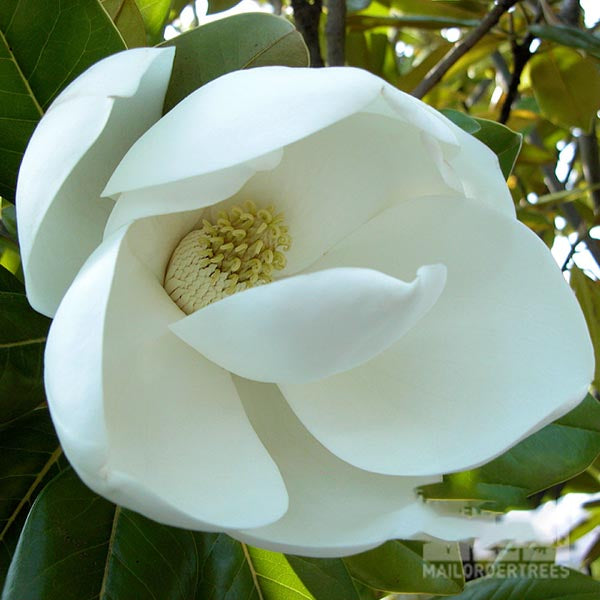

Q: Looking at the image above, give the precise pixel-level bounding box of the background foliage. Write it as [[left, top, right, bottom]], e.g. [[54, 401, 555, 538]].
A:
[[1, 0, 600, 598]]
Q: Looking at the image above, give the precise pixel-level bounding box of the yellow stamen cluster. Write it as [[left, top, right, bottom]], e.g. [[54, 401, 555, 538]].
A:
[[164, 201, 291, 314]]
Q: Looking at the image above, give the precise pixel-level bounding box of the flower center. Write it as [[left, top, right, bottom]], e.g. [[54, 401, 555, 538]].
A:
[[164, 201, 291, 314]]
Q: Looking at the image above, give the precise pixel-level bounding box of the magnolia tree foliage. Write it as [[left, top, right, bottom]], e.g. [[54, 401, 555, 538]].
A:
[[1, 0, 600, 599]]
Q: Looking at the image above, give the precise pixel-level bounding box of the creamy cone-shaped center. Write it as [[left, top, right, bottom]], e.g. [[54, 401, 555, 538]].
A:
[[164, 201, 291, 314]]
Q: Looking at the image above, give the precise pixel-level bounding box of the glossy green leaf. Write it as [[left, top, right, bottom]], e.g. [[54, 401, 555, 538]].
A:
[[0, 409, 62, 588], [101, 0, 147, 48], [570, 267, 600, 391], [136, 0, 172, 42], [529, 47, 600, 133], [4, 469, 364, 599], [440, 108, 482, 134], [471, 118, 522, 179], [448, 569, 600, 599], [207, 0, 242, 15], [0, 267, 48, 426], [344, 539, 464, 595], [530, 24, 600, 60], [161, 13, 309, 112], [420, 395, 600, 511], [0, 0, 126, 201]]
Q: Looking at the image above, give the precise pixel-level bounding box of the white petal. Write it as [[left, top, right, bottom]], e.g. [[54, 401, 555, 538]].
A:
[[101, 68, 467, 275], [103, 149, 283, 237], [45, 215, 288, 530], [223, 111, 458, 276], [103, 66, 384, 196], [229, 378, 437, 557], [17, 48, 174, 317], [279, 195, 593, 476], [170, 265, 446, 384]]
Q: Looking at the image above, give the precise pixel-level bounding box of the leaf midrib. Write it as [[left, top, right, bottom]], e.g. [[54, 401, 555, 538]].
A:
[[0, 28, 43, 117]]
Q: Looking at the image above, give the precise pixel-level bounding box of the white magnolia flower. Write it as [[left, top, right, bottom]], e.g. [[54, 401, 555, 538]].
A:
[[17, 48, 593, 557]]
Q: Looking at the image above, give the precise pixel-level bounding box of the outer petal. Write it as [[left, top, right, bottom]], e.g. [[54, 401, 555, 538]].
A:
[[17, 48, 175, 317], [104, 77, 462, 274], [45, 213, 288, 530], [280, 195, 593, 476], [103, 67, 384, 196], [170, 265, 446, 383], [229, 378, 438, 557], [229, 379, 537, 557]]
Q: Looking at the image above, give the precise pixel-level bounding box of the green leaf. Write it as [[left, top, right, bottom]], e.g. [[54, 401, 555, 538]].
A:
[[101, 0, 147, 48], [207, 0, 242, 15], [347, 14, 479, 30], [161, 13, 309, 112], [0, 0, 126, 201], [4, 469, 363, 599], [471, 118, 522, 179], [530, 24, 600, 60], [0, 409, 62, 588], [135, 0, 172, 42], [529, 47, 600, 133], [570, 267, 600, 391], [392, 0, 484, 19], [420, 395, 600, 511], [0, 267, 49, 426], [344, 539, 464, 595], [447, 569, 600, 599], [440, 108, 482, 134]]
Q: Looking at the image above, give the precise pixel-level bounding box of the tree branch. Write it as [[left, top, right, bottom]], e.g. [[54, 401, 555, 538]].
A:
[[325, 0, 346, 66], [411, 0, 520, 99], [499, 32, 533, 123], [579, 124, 600, 214], [291, 0, 324, 67]]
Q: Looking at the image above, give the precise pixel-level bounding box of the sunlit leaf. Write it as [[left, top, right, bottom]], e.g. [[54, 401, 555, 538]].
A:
[[344, 540, 464, 595], [529, 47, 600, 133], [570, 267, 600, 391], [101, 0, 146, 47]]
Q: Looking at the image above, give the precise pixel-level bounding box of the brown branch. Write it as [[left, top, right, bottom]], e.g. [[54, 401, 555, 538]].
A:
[[411, 0, 520, 99], [499, 33, 533, 123], [529, 129, 600, 269], [291, 0, 324, 67], [325, 0, 346, 66], [579, 124, 600, 214]]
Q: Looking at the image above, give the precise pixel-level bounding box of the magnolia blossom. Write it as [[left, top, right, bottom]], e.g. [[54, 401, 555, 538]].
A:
[[17, 48, 593, 557]]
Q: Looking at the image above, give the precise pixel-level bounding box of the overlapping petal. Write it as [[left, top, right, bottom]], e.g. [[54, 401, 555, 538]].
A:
[[279, 194, 593, 477], [17, 48, 175, 317], [170, 265, 446, 383], [230, 379, 537, 556], [100, 67, 494, 276], [45, 214, 288, 530], [230, 378, 437, 557]]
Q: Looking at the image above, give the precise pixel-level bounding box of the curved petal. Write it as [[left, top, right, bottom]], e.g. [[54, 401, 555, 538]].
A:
[[223, 111, 459, 275], [101, 68, 467, 275], [103, 149, 283, 238], [279, 195, 593, 476], [45, 214, 288, 530], [103, 66, 385, 196], [17, 48, 175, 317], [170, 265, 446, 383], [229, 378, 437, 557]]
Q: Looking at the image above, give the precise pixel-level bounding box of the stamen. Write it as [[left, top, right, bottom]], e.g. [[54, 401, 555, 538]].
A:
[[164, 201, 291, 314]]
